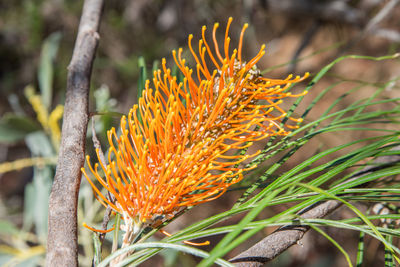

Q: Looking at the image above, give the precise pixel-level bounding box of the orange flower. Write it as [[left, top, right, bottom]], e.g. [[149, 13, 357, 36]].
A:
[[82, 18, 308, 233]]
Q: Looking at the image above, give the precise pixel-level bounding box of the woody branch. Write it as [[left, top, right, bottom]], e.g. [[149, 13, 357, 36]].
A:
[[46, 0, 104, 266]]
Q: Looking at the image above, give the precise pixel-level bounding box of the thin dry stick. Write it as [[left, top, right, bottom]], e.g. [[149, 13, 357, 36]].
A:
[[46, 1, 104, 266], [230, 150, 400, 266], [230, 200, 343, 267], [339, 0, 399, 54], [90, 118, 115, 244]]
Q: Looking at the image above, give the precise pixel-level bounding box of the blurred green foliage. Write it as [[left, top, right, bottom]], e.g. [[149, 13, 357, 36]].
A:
[[0, 22, 118, 267], [0, 29, 61, 267]]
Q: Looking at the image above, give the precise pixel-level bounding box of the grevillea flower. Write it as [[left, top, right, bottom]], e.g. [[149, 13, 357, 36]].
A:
[[82, 18, 309, 237]]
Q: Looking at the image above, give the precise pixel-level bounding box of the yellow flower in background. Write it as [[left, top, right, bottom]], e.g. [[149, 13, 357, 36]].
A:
[[48, 104, 64, 150], [24, 85, 64, 150], [82, 18, 309, 236]]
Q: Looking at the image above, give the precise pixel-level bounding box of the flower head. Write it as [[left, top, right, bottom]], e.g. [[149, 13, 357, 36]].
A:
[[82, 18, 308, 233]]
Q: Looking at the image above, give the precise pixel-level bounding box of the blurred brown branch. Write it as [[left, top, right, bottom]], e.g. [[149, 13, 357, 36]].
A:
[[230, 200, 343, 267], [46, 0, 104, 266], [340, 0, 400, 54], [265, 0, 366, 26]]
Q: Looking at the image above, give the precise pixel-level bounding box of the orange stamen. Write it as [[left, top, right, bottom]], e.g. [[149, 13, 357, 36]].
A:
[[83, 222, 115, 233], [224, 17, 233, 59], [238, 23, 248, 64], [160, 229, 210, 246]]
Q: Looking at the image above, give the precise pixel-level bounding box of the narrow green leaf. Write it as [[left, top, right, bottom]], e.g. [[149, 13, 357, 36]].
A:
[[384, 224, 395, 267], [299, 183, 400, 264], [0, 114, 41, 144], [310, 224, 353, 267], [0, 220, 19, 236], [97, 242, 234, 267], [25, 131, 55, 157], [199, 187, 288, 267], [112, 213, 121, 253], [93, 233, 102, 266], [137, 56, 147, 99], [152, 60, 159, 73], [25, 132, 54, 244], [137, 56, 147, 124], [22, 183, 35, 233], [38, 32, 62, 109]]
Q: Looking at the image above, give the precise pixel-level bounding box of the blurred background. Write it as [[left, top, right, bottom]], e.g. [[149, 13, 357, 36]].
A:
[[0, 0, 399, 266]]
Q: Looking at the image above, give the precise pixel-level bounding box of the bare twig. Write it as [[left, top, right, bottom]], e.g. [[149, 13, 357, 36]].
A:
[[339, 0, 400, 54], [362, 0, 400, 34], [372, 28, 400, 43], [265, 0, 366, 26], [230, 200, 343, 267], [287, 19, 321, 74], [46, 1, 104, 266], [230, 148, 400, 266], [90, 118, 115, 245]]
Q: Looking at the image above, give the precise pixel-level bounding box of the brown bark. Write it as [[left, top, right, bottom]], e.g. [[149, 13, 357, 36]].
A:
[[46, 0, 104, 266], [230, 200, 343, 267]]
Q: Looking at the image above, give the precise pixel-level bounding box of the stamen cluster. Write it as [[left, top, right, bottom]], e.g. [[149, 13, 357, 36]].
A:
[[82, 18, 309, 230]]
